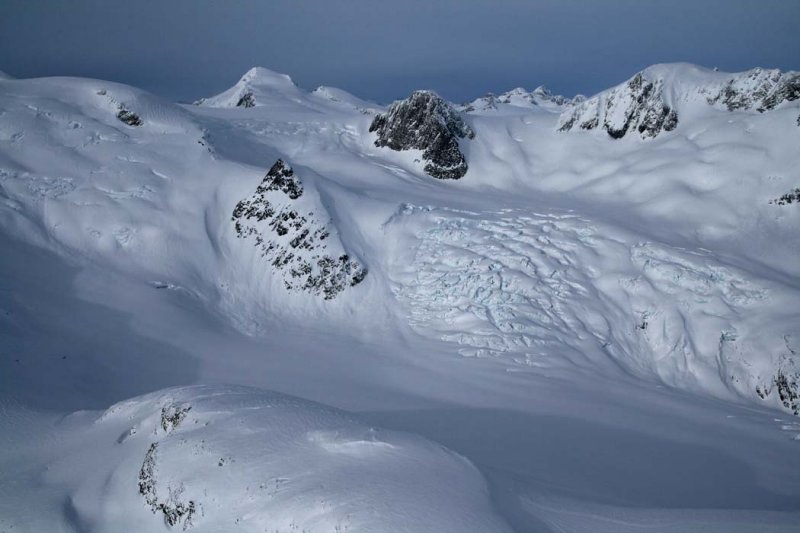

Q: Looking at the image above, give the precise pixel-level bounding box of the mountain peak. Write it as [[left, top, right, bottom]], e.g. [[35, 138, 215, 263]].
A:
[[196, 66, 301, 108], [239, 66, 297, 88], [370, 90, 474, 179]]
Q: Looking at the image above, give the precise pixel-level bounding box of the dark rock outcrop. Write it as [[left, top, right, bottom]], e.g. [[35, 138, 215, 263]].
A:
[[232, 159, 367, 299], [236, 91, 255, 108], [769, 188, 800, 206], [370, 90, 474, 179], [775, 370, 799, 415], [117, 105, 143, 126], [138, 442, 198, 529]]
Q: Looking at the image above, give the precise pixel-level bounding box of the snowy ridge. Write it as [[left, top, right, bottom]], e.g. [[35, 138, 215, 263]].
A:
[[558, 63, 800, 138], [462, 85, 581, 114]]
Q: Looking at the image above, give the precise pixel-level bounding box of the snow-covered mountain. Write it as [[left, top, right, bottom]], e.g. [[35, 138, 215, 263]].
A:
[[462, 85, 581, 113], [195, 66, 303, 109], [1, 63, 800, 532], [558, 63, 800, 138]]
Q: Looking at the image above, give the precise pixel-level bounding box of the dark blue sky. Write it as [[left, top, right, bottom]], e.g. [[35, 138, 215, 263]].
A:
[[1, 0, 798, 104]]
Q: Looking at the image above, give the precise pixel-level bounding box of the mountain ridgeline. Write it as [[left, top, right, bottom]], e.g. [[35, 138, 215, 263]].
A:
[[558, 64, 800, 139]]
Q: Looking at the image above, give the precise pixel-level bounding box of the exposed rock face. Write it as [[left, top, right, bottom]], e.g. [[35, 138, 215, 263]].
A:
[[235, 91, 255, 108], [138, 442, 198, 529], [707, 68, 800, 112], [758, 369, 800, 416], [370, 90, 474, 179], [558, 72, 678, 139], [232, 159, 367, 299], [775, 370, 799, 415], [116, 105, 143, 126]]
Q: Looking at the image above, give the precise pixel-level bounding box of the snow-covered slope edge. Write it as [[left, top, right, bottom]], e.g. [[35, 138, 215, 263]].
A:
[[2, 385, 511, 532]]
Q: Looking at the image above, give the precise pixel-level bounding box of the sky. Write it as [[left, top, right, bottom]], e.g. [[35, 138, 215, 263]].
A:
[[1, 0, 798, 104]]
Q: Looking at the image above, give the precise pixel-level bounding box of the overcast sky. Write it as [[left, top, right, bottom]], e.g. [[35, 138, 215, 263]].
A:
[[1, 0, 798, 104]]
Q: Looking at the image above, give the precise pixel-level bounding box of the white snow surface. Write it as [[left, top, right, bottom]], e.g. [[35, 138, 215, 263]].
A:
[[1, 385, 510, 532], [1, 64, 800, 532]]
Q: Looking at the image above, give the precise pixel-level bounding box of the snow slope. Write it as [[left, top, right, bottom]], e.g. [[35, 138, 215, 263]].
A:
[[1, 63, 799, 531]]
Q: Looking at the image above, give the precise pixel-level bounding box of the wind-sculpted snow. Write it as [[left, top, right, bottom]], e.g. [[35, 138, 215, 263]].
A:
[[388, 205, 800, 412], [30, 386, 513, 532], [370, 90, 475, 179], [232, 159, 367, 299]]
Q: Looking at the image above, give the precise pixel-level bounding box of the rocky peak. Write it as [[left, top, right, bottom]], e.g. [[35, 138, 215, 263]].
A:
[[232, 159, 367, 300], [558, 70, 679, 139], [369, 90, 475, 180], [530, 85, 570, 106], [257, 159, 303, 199]]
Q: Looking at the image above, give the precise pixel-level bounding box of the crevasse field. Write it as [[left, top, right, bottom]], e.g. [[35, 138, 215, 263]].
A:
[[0, 64, 798, 532]]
